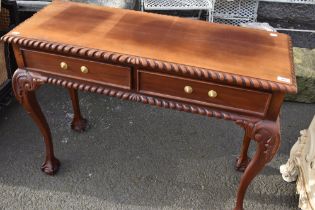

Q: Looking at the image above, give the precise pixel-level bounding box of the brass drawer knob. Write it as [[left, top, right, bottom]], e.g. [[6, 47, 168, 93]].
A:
[[208, 90, 217, 98], [80, 66, 88, 74], [60, 62, 68, 70], [184, 86, 193, 94]]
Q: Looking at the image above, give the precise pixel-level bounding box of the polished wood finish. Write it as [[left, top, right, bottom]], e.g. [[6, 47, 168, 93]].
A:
[[235, 129, 251, 172], [2, 1, 297, 210], [68, 88, 87, 132], [12, 69, 60, 175], [138, 71, 271, 116], [22, 49, 131, 89], [235, 118, 281, 210], [7, 1, 295, 85]]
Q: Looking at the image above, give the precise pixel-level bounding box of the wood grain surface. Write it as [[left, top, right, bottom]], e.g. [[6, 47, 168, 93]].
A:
[[138, 71, 271, 116], [7, 1, 294, 85], [23, 49, 131, 89], [3, 2, 297, 209]]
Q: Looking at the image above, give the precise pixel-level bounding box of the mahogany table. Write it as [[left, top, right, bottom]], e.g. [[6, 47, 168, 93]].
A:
[[1, 1, 297, 209]]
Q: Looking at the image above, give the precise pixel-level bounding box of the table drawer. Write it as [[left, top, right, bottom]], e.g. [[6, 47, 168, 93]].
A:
[[138, 71, 271, 116], [22, 50, 131, 89]]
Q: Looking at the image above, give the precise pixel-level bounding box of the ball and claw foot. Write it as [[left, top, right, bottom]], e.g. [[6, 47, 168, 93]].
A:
[[41, 157, 61, 175], [71, 118, 87, 132], [235, 156, 251, 172]]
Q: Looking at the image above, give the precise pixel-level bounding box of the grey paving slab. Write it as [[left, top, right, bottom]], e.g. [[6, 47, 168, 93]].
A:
[[0, 85, 314, 210]]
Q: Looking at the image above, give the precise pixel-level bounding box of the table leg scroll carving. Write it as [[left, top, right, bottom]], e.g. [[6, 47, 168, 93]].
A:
[[12, 69, 60, 175], [234, 118, 281, 210], [68, 88, 87, 132]]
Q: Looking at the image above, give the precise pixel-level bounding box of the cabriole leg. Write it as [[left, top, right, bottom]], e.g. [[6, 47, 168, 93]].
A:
[[68, 88, 87, 132], [12, 69, 60, 175], [235, 129, 252, 172], [234, 119, 281, 210]]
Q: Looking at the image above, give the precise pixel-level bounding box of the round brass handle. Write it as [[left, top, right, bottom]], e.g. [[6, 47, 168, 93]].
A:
[[80, 66, 88, 74], [208, 90, 217, 98], [60, 62, 68, 70], [184, 86, 193, 94]]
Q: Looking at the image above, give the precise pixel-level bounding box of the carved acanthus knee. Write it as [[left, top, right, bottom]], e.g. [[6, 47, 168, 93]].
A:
[[12, 69, 59, 175], [234, 119, 281, 210], [12, 69, 47, 103], [253, 120, 280, 163], [236, 119, 281, 163]]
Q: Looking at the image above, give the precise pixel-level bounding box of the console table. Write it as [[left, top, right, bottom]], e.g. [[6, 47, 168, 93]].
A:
[[1, 1, 297, 209]]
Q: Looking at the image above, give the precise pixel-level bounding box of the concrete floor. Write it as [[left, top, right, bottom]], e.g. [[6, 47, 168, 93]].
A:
[[0, 85, 314, 209]]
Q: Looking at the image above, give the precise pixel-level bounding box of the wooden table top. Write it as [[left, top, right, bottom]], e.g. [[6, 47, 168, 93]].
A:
[[7, 1, 295, 88]]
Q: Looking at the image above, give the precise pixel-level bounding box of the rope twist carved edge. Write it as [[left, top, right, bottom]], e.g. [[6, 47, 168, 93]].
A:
[[46, 74, 238, 121], [13, 69, 281, 161], [2, 35, 297, 94], [12, 69, 257, 123]]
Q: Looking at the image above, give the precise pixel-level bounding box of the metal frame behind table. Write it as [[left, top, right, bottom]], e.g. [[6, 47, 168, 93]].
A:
[[0, 0, 18, 106]]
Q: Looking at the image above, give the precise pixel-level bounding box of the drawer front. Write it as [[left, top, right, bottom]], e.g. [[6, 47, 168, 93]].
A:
[[138, 71, 271, 116], [22, 50, 131, 89]]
